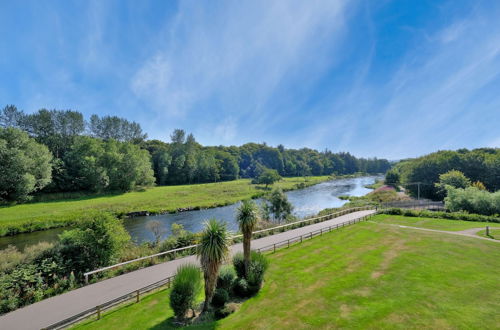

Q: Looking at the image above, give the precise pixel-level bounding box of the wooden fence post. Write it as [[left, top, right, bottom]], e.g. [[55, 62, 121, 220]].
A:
[[136, 290, 140, 303], [273, 244, 276, 253], [288, 239, 290, 248], [486, 226, 490, 236], [96, 306, 101, 320]]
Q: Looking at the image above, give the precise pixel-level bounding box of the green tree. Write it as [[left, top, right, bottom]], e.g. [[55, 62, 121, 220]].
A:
[[63, 136, 109, 191], [0, 128, 52, 202], [22, 109, 85, 158], [58, 213, 130, 275], [197, 219, 230, 312], [89, 114, 146, 142], [435, 170, 471, 199], [236, 200, 259, 278], [263, 188, 293, 223], [385, 169, 400, 188], [254, 168, 281, 188], [0, 105, 24, 128]]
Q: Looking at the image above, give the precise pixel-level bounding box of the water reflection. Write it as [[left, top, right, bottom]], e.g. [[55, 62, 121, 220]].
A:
[[124, 176, 379, 244], [0, 176, 379, 250]]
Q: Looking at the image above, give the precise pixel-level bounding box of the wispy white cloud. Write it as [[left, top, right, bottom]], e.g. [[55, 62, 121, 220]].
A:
[[130, 0, 352, 139], [307, 3, 500, 158]]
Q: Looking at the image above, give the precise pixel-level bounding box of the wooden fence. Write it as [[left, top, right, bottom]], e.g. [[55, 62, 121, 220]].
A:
[[84, 206, 374, 283], [382, 200, 444, 210], [43, 212, 374, 329]]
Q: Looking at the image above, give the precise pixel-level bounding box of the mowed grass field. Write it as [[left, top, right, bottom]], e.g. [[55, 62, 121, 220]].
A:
[[74, 216, 500, 329], [0, 176, 329, 236], [371, 214, 496, 231]]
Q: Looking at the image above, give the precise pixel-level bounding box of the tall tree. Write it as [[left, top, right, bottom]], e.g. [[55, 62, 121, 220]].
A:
[[88, 114, 146, 142], [0, 105, 24, 128], [0, 128, 52, 202]]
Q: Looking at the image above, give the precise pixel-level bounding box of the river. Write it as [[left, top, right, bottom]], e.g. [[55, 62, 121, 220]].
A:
[[0, 176, 379, 250]]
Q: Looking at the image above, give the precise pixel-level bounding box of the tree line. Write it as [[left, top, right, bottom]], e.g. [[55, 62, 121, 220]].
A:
[[1, 104, 391, 203], [387, 148, 500, 200]]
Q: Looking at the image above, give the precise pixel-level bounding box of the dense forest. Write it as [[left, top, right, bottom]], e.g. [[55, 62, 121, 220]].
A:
[[0, 105, 390, 203], [389, 148, 500, 200]]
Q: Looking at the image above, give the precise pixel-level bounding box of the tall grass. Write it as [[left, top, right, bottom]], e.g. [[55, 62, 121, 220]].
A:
[[0, 177, 330, 236]]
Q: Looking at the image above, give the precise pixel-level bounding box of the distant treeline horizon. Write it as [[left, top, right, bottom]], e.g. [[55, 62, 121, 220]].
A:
[[1, 105, 391, 202]]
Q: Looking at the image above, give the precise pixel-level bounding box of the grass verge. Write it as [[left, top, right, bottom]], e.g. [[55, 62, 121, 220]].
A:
[[73, 217, 500, 329], [371, 214, 495, 231], [477, 228, 500, 240], [0, 176, 330, 237]]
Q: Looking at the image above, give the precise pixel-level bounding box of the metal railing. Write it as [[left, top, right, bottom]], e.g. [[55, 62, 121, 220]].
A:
[[43, 212, 374, 330], [84, 206, 374, 283]]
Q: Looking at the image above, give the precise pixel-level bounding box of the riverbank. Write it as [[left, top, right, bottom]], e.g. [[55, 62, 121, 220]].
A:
[[0, 176, 330, 237]]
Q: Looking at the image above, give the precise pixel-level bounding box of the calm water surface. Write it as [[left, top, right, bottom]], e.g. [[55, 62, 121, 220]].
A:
[[0, 176, 379, 250], [124, 176, 379, 244]]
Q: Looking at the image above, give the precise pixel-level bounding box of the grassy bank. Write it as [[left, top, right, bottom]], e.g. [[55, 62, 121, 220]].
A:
[[0, 176, 330, 236], [74, 216, 500, 329]]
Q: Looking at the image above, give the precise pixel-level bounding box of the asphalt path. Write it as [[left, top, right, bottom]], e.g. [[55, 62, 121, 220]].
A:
[[0, 210, 375, 330]]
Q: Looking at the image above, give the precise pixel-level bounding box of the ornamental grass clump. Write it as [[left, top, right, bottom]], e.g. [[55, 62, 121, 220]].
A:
[[232, 251, 268, 297], [169, 264, 202, 320]]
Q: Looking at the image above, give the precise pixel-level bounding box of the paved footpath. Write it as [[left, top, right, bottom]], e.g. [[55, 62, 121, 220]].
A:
[[0, 210, 374, 330]]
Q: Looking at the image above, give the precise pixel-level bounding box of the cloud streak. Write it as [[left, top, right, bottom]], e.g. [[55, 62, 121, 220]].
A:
[[2, 0, 500, 159]]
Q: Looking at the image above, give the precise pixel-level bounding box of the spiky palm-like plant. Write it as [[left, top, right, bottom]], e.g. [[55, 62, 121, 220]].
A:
[[197, 219, 230, 312], [236, 200, 259, 278]]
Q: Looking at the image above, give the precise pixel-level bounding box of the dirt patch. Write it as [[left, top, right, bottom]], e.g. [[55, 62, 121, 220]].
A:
[[340, 304, 351, 318], [371, 270, 384, 279], [352, 287, 372, 297], [370, 239, 407, 280]]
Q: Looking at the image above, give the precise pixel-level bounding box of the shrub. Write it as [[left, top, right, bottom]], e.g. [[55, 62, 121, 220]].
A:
[[211, 288, 229, 308], [57, 213, 130, 276], [0, 246, 23, 273], [233, 251, 269, 295], [246, 252, 269, 295], [380, 208, 500, 223], [214, 303, 237, 320], [233, 278, 249, 297], [169, 264, 202, 320], [232, 252, 245, 278], [217, 266, 236, 291], [158, 230, 198, 253], [0, 242, 55, 273]]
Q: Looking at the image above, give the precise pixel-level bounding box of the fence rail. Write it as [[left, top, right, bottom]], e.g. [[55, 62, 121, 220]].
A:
[[382, 200, 444, 210], [84, 206, 374, 283], [43, 212, 374, 330]]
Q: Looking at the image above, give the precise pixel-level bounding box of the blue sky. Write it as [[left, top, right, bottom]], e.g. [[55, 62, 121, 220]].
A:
[[1, 0, 500, 159]]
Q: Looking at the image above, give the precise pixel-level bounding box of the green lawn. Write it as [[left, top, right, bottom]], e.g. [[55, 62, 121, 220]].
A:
[[74, 218, 500, 329], [477, 228, 500, 240], [0, 176, 330, 236], [371, 214, 495, 231]]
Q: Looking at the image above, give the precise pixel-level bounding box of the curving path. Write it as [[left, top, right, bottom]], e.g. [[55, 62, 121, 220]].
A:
[[0, 210, 375, 330], [390, 224, 500, 243]]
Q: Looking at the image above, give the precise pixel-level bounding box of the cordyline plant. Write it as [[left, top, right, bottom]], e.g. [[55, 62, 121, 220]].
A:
[[236, 200, 259, 278], [197, 219, 230, 312]]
